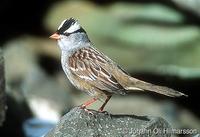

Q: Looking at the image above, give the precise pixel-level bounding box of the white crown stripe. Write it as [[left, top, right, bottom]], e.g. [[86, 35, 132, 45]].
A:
[[58, 19, 67, 30], [64, 22, 81, 33]]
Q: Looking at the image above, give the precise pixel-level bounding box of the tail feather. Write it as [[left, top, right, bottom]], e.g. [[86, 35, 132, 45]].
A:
[[126, 77, 188, 97]]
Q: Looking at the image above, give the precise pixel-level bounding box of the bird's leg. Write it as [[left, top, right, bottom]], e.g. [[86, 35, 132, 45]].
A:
[[81, 98, 97, 109], [98, 95, 112, 112], [80, 98, 97, 115]]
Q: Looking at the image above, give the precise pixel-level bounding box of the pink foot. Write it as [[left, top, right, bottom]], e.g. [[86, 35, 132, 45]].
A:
[[80, 105, 94, 115]]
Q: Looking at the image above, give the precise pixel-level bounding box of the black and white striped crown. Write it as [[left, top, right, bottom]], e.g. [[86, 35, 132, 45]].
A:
[[56, 18, 85, 35]]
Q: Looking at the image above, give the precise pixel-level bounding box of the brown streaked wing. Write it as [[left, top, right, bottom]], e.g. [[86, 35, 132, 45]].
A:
[[68, 47, 124, 93]]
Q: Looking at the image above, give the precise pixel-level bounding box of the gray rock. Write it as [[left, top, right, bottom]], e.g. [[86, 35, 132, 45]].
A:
[[0, 50, 6, 126], [45, 107, 171, 137]]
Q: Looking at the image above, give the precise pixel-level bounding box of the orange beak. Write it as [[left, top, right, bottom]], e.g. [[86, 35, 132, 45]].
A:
[[49, 33, 60, 40]]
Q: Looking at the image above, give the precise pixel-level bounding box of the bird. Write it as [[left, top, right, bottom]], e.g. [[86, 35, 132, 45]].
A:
[[50, 18, 187, 112]]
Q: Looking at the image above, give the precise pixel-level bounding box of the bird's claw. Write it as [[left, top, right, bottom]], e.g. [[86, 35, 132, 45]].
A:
[[98, 108, 103, 112], [80, 105, 94, 115], [98, 109, 108, 114], [80, 104, 86, 109], [84, 108, 94, 115]]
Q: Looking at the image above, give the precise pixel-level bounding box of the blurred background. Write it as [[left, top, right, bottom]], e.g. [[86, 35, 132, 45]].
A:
[[0, 0, 200, 137]]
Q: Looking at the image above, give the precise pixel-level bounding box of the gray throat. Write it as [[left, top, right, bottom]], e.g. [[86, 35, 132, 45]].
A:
[[58, 33, 91, 53]]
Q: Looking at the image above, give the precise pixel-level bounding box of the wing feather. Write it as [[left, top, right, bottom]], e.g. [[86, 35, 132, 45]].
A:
[[68, 47, 125, 93]]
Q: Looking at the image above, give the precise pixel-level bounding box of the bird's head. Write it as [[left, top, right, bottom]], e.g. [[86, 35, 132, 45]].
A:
[[50, 18, 89, 51]]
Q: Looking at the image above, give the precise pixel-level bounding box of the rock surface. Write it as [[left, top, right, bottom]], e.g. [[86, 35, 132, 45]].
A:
[[45, 107, 171, 137], [0, 50, 6, 126]]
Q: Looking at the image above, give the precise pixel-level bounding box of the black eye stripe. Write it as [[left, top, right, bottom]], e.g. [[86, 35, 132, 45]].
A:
[[71, 28, 86, 34], [61, 28, 86, 36]]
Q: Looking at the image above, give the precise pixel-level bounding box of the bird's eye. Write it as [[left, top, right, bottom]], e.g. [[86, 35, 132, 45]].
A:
[[64, 32, 70, 36]]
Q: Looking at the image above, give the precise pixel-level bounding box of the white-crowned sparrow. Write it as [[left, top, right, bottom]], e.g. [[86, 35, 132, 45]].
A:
[[50, 18, 187, 112]]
